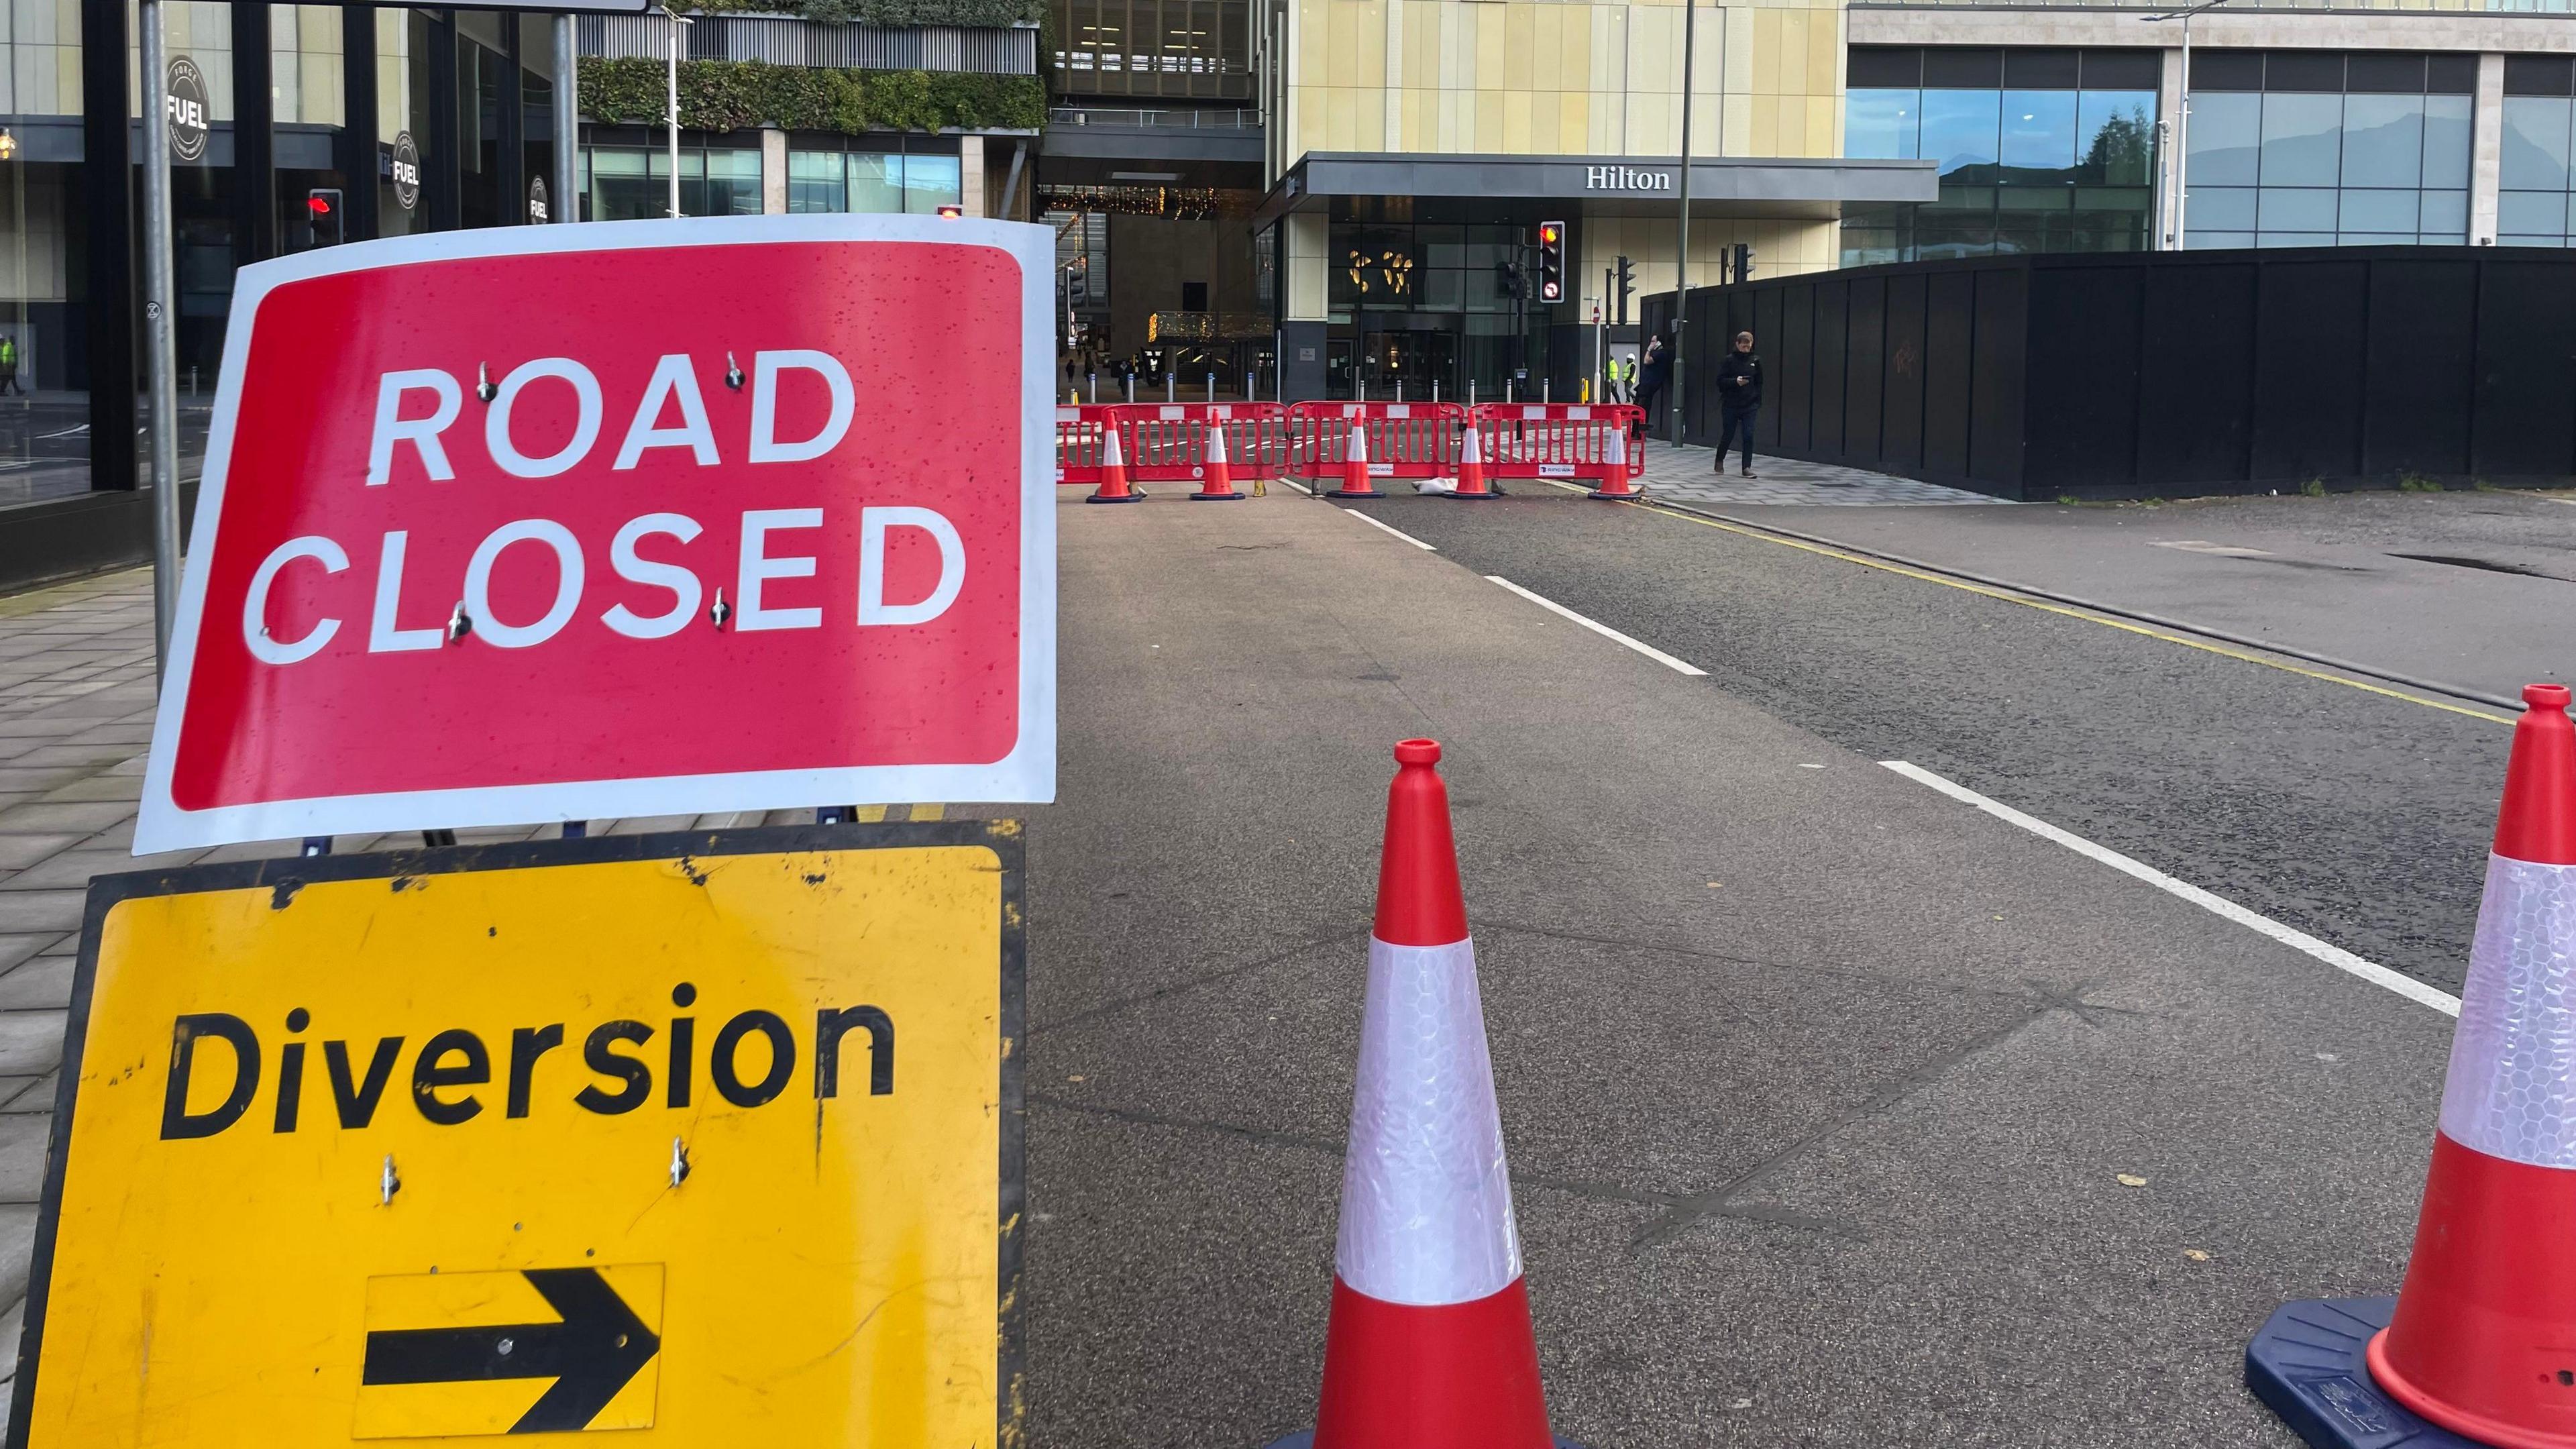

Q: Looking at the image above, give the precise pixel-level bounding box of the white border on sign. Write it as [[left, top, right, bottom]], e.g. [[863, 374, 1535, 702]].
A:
[[135, 215, 1058, 855]]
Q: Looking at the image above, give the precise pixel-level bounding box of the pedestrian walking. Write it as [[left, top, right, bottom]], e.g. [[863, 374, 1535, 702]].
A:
[[1713, 331, 1762, 478], [0, 335, 23, 397], [1632, 333, 1670, 445]]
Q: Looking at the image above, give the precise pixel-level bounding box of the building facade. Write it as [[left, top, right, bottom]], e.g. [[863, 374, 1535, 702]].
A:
[[1038, 0, 2575, 400], [0, 0, 1036, 574]]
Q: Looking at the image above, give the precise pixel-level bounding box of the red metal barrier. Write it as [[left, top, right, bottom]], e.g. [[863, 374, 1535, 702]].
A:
[[1285, 401, 1468, 484], [1055, 405, 1120, 488], [1114, 402, 1290, 485], [1470, 404, 1645, 483]]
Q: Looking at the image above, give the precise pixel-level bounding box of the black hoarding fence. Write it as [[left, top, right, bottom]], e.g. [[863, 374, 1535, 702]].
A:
[[1643, 247, 2576, 501]]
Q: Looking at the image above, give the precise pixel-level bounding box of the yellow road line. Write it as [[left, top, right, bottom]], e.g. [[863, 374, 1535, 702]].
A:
[[911, 803, 946, 822], [1629, 500, 2516, 727], [856, 804, 889, 823]]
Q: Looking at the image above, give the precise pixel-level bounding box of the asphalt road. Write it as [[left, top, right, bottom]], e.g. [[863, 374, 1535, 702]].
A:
[[1026, 489, 2463, 1449], [1354, 486, 2518, 996]]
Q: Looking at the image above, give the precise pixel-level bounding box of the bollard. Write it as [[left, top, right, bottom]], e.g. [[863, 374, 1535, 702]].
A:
[[1432, 378, 1441, 404], [1088, 372, 1097, 404], [1166, 372, 1176, 402], [1395, 380, 1404, 404], [1208, 370, 1216, 403], [1125, 372, 1136, 402], [1543, 378, 1552, 404], [1468, 380, 1477, 408]]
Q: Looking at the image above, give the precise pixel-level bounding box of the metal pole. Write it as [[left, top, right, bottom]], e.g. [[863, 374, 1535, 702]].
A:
[[554, 15, 578, 221], [1207, 370, 1215, 403], [1088, 371, 1097, 403], [665, 11, 684, 217], [140, 0, 182, 681], [2174, 10, 2191, 250], [1671, 0, 1697, 445], [1165, 371, 1175, 402]]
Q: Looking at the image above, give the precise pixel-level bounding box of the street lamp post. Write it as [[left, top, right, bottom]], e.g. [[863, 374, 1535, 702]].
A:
[[2145, 0, 2235, 252], [1670, 0, 1698, 444], [665, 9, 693, 218]]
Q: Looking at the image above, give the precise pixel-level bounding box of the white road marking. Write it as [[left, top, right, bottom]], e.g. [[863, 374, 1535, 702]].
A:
[[1483, 577, 1709, 677], [1879, 759, 2461, 1018], [2550, 498, 2576, 507], [1275, 477, 1314, 495], [2153, 539, 2275, 557], [1343, 509, 1436, 551]]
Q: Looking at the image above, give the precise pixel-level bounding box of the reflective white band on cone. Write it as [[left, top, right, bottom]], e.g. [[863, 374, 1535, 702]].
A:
[[2439, 853, 2576, 1169], [1336, 934, 1523, 1307]]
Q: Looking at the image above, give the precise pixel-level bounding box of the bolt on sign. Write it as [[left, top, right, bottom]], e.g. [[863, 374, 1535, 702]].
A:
[[5, 823, 1024, 1448], [135, 215, 1057, 853]]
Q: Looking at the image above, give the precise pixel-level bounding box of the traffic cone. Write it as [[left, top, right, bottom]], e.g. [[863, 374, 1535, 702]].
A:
[[1330, 417, 1384, 500], [1087, 425, 1142, 504], [1452, 422, 1495, 500], [1263, 739, 1580, 1449], [1192, 419, 1244, 501], [1585, 425, 1641, 500], [2247, 682, 2576, 1449]]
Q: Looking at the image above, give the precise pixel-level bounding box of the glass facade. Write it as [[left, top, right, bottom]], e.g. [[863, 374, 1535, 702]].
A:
[[784, 145, 965, 215], [1843, 47, 2161, 266], [2501, 56, 2576, 245], [0, 5, 553, 502], [578, 142, 763, 221], [2183, 50, 2475, 248]]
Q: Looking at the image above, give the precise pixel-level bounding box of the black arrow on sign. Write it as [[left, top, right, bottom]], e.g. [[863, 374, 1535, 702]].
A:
[[362, 1267, 661, 1433]]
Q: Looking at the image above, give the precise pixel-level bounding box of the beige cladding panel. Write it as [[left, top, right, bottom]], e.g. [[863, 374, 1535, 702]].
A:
[[1284, 0, 1845, 162]]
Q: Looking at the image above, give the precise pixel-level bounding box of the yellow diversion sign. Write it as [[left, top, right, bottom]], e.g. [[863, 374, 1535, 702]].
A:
[[4, 823, 1024, 1449]]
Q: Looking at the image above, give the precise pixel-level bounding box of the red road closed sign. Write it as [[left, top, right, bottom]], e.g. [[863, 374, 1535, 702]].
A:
[[138, 217, 1055, 853]]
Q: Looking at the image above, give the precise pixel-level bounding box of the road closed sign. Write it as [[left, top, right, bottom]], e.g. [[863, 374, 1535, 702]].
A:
[[137, 216, 1056, 853], [7, 823, 1024, 1448]]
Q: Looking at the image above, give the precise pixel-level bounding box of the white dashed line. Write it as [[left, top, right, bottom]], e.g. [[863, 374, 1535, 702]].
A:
[[1483, 577, 1709, 677], [1879, 759, 2459, 1017], [1343, 509, 1436, 551]]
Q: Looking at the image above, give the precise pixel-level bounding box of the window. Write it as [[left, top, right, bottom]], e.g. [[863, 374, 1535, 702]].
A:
[[1841, 46, 2161, 264], [2502, 63, 2576, 244], [580, 145, 761, 221], [782, 148, 967, 215], [2182, 50, 2476, 250]]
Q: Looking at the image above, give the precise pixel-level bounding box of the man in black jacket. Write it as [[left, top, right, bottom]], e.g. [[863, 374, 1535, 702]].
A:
[[1713, 331, 1761, 477]]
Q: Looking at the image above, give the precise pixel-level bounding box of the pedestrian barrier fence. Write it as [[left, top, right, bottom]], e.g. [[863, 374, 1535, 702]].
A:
[[1055, 405, 1119, 489], [1116, 402, 1289, 486], [1284, 400, 1469, 485], [1469, 403, 1646, 485], [1057, 402, 1289, 488]]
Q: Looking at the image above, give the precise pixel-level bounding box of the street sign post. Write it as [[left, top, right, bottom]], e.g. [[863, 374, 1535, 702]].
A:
[[7, 822, 1025, 1448], [137, 215, 1057, 852]]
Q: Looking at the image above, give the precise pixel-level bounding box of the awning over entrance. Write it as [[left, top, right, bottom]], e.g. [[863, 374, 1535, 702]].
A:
[[1253, 151, 1939, 229]]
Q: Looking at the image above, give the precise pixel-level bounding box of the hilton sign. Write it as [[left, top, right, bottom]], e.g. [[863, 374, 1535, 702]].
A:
[[1586, 164, 1674, 192]]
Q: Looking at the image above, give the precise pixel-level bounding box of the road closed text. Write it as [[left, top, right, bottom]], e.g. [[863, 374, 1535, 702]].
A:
[[237, 352, 967, 664]]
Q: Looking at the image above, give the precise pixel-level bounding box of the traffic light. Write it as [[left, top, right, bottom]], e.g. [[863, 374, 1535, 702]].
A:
[[1614, 254, 1635, 325], [306, 188, 344, 247], [1495, 260, 1523, 301], [1733, 242, 1754, 284], [1067, 256, 1089, 307], [1536, 219, 1565, 302]]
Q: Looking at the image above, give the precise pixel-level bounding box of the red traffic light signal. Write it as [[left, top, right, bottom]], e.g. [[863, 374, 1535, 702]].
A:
[[1537, 219, 1565, 303], [307, 195, 333, 217]]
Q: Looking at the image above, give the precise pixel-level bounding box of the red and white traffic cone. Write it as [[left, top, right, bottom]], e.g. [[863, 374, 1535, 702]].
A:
[[1087, 426, 1142, 504], [1330, 417, 1384, 500], [1265, 739, 1577, 1449], [1193, 418, 1244, 501], [2247, 682, 2576, 1449], [1585, 424, 1640, 500], [1452, 422, 1495, 500]]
